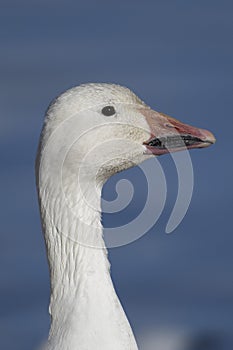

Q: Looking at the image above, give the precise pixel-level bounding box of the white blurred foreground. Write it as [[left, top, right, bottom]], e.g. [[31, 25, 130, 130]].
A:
[[139, 327, 232, 350]]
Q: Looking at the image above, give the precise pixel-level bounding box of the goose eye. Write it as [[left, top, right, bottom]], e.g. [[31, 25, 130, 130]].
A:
[[101, 106, 116, 116]]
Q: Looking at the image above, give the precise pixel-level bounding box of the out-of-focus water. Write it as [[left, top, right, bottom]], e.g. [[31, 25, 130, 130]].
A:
[[0, 1, 232, 349]]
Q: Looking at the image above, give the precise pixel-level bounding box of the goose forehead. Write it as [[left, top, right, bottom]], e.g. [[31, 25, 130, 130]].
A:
[[75, 83, 144, 104], [51, 83, 145, 113]]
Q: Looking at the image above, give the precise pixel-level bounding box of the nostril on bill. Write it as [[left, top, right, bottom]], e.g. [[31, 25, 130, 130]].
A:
[[164, 123, 175, 128]]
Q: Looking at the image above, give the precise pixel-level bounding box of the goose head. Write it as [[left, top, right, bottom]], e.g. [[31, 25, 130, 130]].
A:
[[40, 83, 215, 188]]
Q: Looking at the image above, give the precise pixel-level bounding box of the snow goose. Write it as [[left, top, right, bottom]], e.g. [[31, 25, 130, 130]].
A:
[[36, 83, 215, 350]]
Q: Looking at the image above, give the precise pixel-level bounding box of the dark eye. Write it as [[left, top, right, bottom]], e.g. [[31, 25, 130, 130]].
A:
[[101, 106, 116, 116]]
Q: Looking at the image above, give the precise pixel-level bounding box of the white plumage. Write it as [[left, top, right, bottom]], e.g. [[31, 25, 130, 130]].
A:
[[36, 83, 215, 350]]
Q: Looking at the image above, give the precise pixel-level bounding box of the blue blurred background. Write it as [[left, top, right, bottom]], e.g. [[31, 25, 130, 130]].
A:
[[0, 1, 232, 349]]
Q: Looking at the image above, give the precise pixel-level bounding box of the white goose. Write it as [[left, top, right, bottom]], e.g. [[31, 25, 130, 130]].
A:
[[36, 83, 215, 350]]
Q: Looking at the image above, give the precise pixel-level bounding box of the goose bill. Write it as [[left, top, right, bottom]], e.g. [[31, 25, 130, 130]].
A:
[[142, 109, 216, 155]]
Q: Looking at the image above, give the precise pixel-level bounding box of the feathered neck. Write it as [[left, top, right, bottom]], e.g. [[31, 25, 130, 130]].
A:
[[38, 169, 138, 350]]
